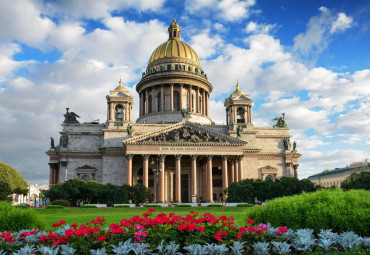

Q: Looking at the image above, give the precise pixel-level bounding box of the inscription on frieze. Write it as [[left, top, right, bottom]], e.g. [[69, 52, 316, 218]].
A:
[[160, 147, 212, 151]]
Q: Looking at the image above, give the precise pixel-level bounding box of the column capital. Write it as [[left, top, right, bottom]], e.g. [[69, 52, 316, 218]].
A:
[[126, 154, 133, 160], [142, 154, 150, 159], [222, 155, 229, 160], [237, 155, 244, 160], [206, 155, 213, 161], [174, 155, 182, 160], [159, 154, 166, 161], [190, 155, 197, 160]]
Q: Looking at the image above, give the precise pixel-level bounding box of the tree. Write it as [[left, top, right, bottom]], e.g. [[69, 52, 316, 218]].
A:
[[0, 162, 28, 201], [341, 172, 370, 190], [225, 177, 317, 203]]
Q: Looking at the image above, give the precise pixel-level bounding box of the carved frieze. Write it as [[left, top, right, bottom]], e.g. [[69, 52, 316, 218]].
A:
[[140, 126, 229, 144]]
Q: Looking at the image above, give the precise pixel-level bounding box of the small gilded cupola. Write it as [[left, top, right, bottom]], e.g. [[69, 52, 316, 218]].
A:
[[168, 18, 181, 40], [224, 80, 253, 126], [106, 77, 134, 126]]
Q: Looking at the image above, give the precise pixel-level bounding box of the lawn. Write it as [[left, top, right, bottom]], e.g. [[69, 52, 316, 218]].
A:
[[35, 207, 249, 228]]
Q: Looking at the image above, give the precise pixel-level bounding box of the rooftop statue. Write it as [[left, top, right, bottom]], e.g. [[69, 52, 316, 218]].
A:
[[50, 137, 55, 148], [63, 108, 80, 124], [181, 108, 188, 118], [293, 141, 297, 151], [272, 113, 288, 128], [127, 124, 132, 135], [236, 125, 243, 137]]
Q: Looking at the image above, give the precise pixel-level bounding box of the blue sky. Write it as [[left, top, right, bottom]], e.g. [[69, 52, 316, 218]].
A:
[[0, 0, 369, 184]]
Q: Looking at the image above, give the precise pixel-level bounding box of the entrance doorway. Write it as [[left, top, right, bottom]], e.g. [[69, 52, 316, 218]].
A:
[[181, 174, 189, 203]]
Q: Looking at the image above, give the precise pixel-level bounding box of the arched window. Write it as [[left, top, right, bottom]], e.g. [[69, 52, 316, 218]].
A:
[[236, 107, 245, 123], [148, 95, 152, 113], [115, 105, 124, 121], [173, 91, 180, 111], [157, 93, 161, 112], [265, 174, 274, 181]]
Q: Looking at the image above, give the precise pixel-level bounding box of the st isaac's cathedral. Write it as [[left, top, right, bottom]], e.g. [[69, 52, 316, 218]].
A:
[[47, 20, 301, 203]]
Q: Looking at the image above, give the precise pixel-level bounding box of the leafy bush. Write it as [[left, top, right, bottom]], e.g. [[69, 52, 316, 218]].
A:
[[14, 205, 29, 209], [143, 204, 162, 207], [342, 172, 370, 190], [236, 203, 254, 207], [45, 205, 64, 209], [174, 204, 192, 207], [114, 205, 131, 208], [246, 189, 370, 236], [0, 201, 45, 231], [43, 179, 151, 206], [79, 205, 97, 208], [206, 204, 223, 207], [226, 177, 317, 203], [51, 199, 71, 207]]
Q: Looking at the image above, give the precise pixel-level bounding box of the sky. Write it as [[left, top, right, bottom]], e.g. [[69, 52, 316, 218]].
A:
[[0, 0, 369, 185]]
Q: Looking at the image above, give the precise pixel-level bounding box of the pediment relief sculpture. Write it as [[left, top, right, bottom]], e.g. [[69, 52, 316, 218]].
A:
[[140, 126, 228, 144]]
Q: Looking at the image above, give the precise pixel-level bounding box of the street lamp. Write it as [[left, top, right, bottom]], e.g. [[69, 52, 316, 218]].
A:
[[150, 156, 161, 203]]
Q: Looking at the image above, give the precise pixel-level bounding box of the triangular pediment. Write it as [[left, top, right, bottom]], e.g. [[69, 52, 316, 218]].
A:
[[124, 121, 246, 146]]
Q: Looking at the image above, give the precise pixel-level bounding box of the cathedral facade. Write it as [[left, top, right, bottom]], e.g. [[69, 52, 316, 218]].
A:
[[47, 20, 301, 203]]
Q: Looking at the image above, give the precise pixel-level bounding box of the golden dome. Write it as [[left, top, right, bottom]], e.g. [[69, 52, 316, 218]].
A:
[[113, 77, 129, 93], [147, 19, 201, 66], [230, 80, 247, 97]]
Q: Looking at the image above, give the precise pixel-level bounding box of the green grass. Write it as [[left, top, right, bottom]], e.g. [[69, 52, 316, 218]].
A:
[[35, 207, 249, 229]]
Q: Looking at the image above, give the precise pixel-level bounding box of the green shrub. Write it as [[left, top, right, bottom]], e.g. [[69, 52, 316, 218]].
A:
[[174, 204, 192, 207], [246, 189, 370, 236], [45, 205, 64, 209], [206, 204, 223, 207], [0, 201, 45, 231], [236, 203, 253, 207], [114, 205, 130, 208], [52, 199, 71, 207], [14, 205, 29, 209], [79, 205, 98, 208], [144, 204, 162, 208]]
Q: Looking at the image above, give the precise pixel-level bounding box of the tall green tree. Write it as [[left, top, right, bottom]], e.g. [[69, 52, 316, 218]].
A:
[[0, 162, 28, 201], [341, 172, 370, 190]]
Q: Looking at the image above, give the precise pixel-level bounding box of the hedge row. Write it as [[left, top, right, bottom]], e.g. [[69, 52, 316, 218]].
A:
[[246, 189, 370, 236]]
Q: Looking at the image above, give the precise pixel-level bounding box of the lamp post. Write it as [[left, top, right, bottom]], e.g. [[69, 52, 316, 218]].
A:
[[150, 156, 161, 203]]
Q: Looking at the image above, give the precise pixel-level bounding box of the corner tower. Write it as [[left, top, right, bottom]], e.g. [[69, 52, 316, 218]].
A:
[[224, 81, 253, 126], [106, 78, 134, 127], [136, 19, 213, 124]]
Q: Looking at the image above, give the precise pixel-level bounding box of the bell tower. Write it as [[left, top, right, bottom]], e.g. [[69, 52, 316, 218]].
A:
[[224, 81, 253, 126], [106, 78, 134, 127]]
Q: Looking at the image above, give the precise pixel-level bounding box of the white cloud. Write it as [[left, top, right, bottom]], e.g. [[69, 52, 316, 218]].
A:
[[190, 30, 224, 59], [330, 13, 353, 33], [185, 0, 256, 22], [245, 21, 275, 34], [0, 0, 55, 47], [218, 0, 255, 21], [293, 7, 353, 60], [45, 0, 166, 20]]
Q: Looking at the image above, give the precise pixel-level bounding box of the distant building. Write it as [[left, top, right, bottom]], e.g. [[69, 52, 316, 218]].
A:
[[307, 159, 370, 188], [12, 184, 48, 207]]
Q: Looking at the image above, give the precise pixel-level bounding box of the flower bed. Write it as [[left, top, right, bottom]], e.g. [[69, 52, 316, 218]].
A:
[[1, 209, 369, 254]]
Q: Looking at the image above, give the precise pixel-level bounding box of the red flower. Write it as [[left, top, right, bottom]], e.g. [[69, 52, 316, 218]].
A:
[[246, 219, 255, 224], [236, 233, 242, 239], [240, 226, 247, 233], [248, 226, 255, 232], [59, 220, 66, 225], [71, 223, 78, 228], [256, 229, 264, 234], [148, 208, 155, 213], [196, 226, 205, 232], [278, 226, 288, 233], [51, 223, 60, 228], [219, 215, 228, 221], [96, 234, 107, 241]]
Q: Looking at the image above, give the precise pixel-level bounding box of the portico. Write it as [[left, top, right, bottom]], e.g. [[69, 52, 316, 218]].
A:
[[123, 121, 245, 202]]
